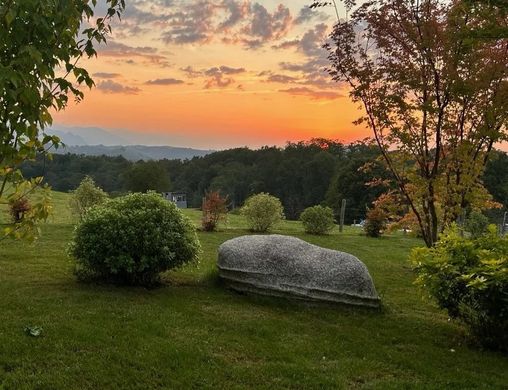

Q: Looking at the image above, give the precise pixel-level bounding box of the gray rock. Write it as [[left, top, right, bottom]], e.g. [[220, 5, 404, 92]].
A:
[[218, 235, 380, 308]]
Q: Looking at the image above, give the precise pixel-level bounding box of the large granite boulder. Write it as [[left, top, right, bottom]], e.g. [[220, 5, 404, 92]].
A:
[[218, 235, 380, 308]]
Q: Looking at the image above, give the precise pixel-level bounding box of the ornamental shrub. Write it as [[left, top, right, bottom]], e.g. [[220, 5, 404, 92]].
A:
[[300, 205, 335, 235], [69, 192, 201, 286], [69, 176, 108, 220], [201, 191, 228, 232], [412, 225, 508, 351], [364, 207, 387, 238], [465, 211, 489, 239], [241, 193, 284, 232]]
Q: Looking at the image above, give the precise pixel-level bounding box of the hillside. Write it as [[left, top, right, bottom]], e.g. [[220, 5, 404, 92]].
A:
[[1, 193, 507, 388]]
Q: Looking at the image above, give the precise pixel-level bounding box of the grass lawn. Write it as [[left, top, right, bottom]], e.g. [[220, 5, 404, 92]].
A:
[[0, 193, 507, 389]]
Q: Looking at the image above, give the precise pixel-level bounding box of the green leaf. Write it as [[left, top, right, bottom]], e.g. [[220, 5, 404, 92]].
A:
[[24, 325, 43, 338], [5, 8, 16, 26]]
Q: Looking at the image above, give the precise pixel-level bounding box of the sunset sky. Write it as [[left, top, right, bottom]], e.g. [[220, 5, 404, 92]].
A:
[[53, 0, 369, 149]]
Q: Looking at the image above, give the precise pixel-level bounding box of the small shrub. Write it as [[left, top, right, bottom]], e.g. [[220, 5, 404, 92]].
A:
[[364, 207, 387, 237], [465, 211, 489, 239], [69, 192, 201, 286], [241, 193, 284, 232], [9, 197, 31, 223], [201, 191, 228, 232], [412, 225, 508, 351], [300, 205, 335, 235], [69, 176, 108, 219]]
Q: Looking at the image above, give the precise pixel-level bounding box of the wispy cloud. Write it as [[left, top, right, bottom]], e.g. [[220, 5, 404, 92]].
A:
[[279, 87, 342, 100], [93, 72, 122, 79], [145, 78, 185, 85], [97, 80, 141, 95], [98, 41, 171, 67]]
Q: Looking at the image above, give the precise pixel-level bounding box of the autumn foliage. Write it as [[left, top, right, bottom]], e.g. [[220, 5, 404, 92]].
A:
[[9, 197, 31, 223], [325, 0, 508, 246], [201, 191, 228, 232]]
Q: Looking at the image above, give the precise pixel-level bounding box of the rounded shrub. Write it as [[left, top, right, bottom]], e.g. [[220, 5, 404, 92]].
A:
[[69, 192, 201, 286], [300, 205, 335, 235], [241, 193, 284, 232]]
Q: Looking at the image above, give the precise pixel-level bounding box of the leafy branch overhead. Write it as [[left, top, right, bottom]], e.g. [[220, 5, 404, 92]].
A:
[[0, 0, 125, 240]]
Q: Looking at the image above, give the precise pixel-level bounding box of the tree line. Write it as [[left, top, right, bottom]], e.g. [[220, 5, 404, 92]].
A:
[[21, 139, 508, 223]]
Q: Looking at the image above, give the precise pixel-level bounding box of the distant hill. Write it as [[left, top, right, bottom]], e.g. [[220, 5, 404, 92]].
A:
[[46, 125, 213, 160], [53, 144, 213, 161], [48, 126, 130, 146]]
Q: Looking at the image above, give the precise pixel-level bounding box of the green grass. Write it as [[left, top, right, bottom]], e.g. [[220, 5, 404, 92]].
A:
[[0, 193, 506, 389]]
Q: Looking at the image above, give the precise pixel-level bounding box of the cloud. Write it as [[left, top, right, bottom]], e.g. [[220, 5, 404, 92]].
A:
[[279, 87, 342, 100], [294, 6, 330, 25], [264, 73, 299, 84], [219, 0, 250, 31], [205, 75, 235, 88], [204, 66, 246, 76], [160, 1, 293, 49], [272, 39, 300, 50], [98, 41, 171, 67], [298, 23, 328, 57], [93, 72, 121, 79], [178, 65, 246, 88], [203, 66, 246, 88], [243, 4, 292, 42], [97, 80, 141, 95], [180, 66, 203, 78], [275, 24, 337, 90], [161, 1, 218, 44], [145, 78, 185, 85]]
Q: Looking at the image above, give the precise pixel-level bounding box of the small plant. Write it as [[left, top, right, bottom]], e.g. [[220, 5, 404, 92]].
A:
[[9, 197, 31, 223], [69, 176, 108, 219], [300, 205, 335, 235], [412, 225, 508, 351], [465, 211, 489, 239], [69, 192, 201, 286], [201, 191, 228, 232], [241, 193, 284, 232], [364, 206, 387, 238]]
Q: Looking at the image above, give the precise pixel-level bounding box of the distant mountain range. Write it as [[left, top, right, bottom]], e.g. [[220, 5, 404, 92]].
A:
[[47, 126, 213, 161], [53, 144, 212, 161]]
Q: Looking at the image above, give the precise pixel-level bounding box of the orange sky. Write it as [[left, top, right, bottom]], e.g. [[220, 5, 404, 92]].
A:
[[53, 0, 370, 149]]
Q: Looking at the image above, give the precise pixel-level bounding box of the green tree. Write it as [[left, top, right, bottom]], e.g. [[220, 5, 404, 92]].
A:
[[0, 0, 125, 240], [483, 150, 508, 208], [325, 141, 388, 223], [69, 176, 108, 220], [125, 161, 171, 193], [322, 0, 508, 246]]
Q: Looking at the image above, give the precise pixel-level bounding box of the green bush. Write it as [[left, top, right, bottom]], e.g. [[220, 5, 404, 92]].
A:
[[465, 211, 489, 239], [69, 176, 108, 220], [69, 192, 201, 286], [241, 193, 284, 232], [300, 205, 335, 235], [364, 207, 386, 238], [412, 225, 508, 351]]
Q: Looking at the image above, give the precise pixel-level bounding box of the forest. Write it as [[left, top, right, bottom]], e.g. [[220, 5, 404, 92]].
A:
[[21, 139, 508, 223]]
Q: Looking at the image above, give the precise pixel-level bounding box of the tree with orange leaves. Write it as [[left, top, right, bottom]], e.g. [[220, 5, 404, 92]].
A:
[[318, 0, 508, 246]]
